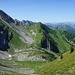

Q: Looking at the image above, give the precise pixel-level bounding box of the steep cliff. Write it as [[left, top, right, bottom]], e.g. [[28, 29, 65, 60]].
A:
[[0, 10, 15, 23], [0, 20, 13, 51]]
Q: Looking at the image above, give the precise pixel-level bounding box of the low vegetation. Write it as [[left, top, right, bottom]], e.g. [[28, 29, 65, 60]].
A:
[[36, 48, 75, 75]]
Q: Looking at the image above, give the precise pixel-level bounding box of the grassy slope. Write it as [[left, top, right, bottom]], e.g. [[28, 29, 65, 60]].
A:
[[1, 50, 75, 75], [27, 22, 70, 52], [26, 23, 71, 60], [26, 22, 47, 48], [36, 50, 75, 75], [0, 58, 45, 75], [50, 30, 70, 53]]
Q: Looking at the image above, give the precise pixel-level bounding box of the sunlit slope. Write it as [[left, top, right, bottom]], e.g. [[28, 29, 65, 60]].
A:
[[27, 22, 70, 53], [37, 50, 75, 75]]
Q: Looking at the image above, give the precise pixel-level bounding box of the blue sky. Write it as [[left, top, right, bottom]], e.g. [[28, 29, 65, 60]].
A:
[[0, 0, 75, 23]]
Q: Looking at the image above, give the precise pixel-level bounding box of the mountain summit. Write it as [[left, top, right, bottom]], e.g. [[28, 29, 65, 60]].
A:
[[0, 10, 15, 23]]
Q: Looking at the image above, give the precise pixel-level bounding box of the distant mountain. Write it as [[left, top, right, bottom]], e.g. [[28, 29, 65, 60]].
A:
[[55, 25, 75, 34], [45, 22, 75, 28], [45, 22, 75, 34]]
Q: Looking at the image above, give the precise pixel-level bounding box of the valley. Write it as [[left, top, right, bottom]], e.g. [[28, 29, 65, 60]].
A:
[[0, 10, 75, 75]]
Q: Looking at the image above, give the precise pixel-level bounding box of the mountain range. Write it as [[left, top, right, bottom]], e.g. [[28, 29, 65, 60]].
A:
[[0, 10, 75, 75], [45, 22, 75, 28], [0, 10, 34, 26], [0, 9, 75, 60]]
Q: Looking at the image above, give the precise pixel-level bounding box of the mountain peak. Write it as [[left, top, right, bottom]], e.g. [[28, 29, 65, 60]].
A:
[[0, 10, 4, 13], [0, 10, 15, 23]]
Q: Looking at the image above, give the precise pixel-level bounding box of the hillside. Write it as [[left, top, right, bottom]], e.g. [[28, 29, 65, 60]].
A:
[[36, 50, 75, 75], [0, 18, 26, 52], [27, 22, 71, 52]]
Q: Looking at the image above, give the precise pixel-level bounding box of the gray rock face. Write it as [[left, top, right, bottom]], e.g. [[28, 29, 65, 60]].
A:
[[0, 10, 15, 23], [14, 19, 34, 26], [0, 10, 34, 26], [0, 24, 13, 51], [0, 51, 11, 59]]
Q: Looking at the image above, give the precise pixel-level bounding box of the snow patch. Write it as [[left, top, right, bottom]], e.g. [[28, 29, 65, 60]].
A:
[[9, 55, 11, 57]]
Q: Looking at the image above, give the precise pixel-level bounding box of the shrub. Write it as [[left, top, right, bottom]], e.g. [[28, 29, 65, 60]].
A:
[[60, 53, 63, 59], [70, 45, 74, 53]]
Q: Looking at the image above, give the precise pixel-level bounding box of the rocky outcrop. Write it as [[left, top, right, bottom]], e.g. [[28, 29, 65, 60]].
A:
[[41, 37, 59, 53], [14, 19, 34, 26], [0, 10, 15, 23], [0, 23, 13, 51], [0, 10, 34, 26]]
